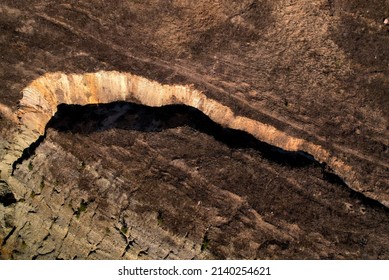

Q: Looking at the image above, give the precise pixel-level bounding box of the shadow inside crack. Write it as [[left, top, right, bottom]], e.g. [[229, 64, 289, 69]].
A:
[[44, 102, 389, 212], [47, 102, 316, 168], [0, 180, 16, 206], [13, 101, 389, 214], [9, 100, 389, 259]]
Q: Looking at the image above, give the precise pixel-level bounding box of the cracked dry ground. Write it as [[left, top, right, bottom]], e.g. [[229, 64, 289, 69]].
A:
[[0, 0, 389, 259]]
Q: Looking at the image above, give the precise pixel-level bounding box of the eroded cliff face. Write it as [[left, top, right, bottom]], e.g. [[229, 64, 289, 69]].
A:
[[0, 0, 388, 260], [0, 71, 384, 207], [1, 72, 388, 260]]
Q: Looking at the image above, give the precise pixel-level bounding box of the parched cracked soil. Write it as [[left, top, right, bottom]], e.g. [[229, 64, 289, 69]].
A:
[[0, 0, 388, 259]]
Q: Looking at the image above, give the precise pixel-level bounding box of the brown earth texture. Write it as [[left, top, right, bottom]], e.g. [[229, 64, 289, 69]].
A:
[[0, 0, 388, 259]]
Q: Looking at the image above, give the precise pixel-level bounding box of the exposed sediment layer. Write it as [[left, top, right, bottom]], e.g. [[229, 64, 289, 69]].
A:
[[0, 71, 386, 206]]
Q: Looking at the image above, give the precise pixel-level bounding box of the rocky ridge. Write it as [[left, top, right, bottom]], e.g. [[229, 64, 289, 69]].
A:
[[1, 71, 385, 207], [0, 0, 388, 260]]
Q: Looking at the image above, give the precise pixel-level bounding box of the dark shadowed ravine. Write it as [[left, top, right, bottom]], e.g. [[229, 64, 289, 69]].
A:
[[0, 0, 388, 259]]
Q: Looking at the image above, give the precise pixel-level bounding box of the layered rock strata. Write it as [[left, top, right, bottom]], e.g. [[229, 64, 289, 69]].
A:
[[0, 71, 386, 207]]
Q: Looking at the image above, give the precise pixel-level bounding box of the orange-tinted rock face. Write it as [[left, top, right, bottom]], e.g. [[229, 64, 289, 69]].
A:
[[1, 71, 383, 207]]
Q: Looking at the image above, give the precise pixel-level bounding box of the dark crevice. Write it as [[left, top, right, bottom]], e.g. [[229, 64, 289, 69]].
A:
[[320, 164, 387, 211], [0, 180, 17, 206], [48, 102, 317, 167], [0, 191, 17, 207], [349, 189, 388, 211], [1, 226, 16, 246], [11, 135, 45, 175], [10, 101, 387, 211], [322, 169, 346, 186], [200, 231, 210, 252]]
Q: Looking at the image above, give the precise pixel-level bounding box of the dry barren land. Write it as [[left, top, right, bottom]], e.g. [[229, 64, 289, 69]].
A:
[[0, 0, 388, 259]]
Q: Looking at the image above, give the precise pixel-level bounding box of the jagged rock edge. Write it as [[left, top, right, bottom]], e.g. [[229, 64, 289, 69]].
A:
[[0, 70, 385, 207]]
